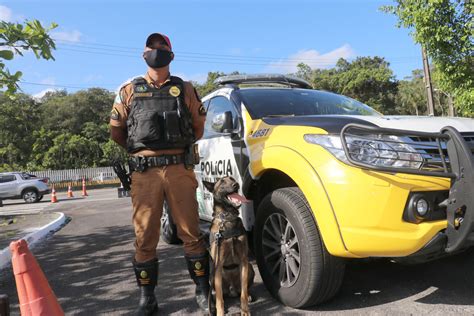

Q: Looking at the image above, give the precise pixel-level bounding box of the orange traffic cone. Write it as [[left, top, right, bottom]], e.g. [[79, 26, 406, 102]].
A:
[[10, 239, 64, 316], [81, 178, 88, 197], [67, 185, 74, 198], [50, 186, 58, 203]]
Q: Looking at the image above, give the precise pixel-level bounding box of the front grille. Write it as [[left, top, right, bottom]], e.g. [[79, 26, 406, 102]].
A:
[[409, 132, 474, 171]]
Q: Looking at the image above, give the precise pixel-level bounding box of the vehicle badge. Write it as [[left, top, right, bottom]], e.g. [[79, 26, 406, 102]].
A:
[[169, 86, 181, 97]]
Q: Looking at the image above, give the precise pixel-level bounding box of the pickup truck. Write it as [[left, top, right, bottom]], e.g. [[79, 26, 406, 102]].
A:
[[161, 74, 474, 308]]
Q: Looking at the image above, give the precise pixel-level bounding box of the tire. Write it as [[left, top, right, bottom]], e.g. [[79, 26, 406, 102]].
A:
[[161, 201, 182, 244], [254, 187, 345, 308], [38, 195, 44, 201], [22, 189, 39, 203]]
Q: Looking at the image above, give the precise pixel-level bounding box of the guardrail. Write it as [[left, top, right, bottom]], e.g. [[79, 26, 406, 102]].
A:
[[27, 167, 120, 189]]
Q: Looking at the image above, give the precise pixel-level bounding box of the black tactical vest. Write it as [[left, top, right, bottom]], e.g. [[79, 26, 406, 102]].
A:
[[126, 76, 195, 153]]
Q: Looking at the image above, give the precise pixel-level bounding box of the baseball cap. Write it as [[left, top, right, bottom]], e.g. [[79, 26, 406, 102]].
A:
[[145, 33, 172, 50]]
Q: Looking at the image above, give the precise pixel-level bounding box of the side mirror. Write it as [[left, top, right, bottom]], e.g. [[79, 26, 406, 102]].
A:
[[212, 111, 235, 133], [222, 111, 234, 133]]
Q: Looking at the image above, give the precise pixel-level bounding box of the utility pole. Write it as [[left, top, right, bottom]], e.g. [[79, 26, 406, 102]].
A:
[[421, 46, 435, 116]]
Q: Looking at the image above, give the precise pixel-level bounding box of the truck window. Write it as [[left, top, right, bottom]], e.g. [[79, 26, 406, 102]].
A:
[[0, 175, 16, 183]]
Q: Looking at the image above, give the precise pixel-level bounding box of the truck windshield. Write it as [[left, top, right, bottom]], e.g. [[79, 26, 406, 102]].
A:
[[239, 88, 381, 119]]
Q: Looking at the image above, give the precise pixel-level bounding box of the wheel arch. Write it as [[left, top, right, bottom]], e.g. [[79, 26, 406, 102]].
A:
[[21, 186, 39, 197], [246, 145, 352, 257]]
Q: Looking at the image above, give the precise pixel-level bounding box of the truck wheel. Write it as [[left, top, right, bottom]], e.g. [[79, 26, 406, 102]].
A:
[[161, 202, 182, 244], [22, 189, 39, 203], [254, 187, 345, 308]]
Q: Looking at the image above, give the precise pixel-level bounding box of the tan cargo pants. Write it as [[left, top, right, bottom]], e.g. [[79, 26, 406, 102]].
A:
[[130, 163, 205, 262]]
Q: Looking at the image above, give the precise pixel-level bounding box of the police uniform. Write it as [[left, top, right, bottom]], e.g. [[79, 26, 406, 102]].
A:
[[110, 34, 209, 314]]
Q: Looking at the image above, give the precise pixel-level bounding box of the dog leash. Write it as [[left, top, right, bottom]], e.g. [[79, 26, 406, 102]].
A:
[[208, 213, 245, 313]]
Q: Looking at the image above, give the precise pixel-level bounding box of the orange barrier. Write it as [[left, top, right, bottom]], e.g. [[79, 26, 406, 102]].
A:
[[50, 186, 58, 203], [81, 178, 88, 197], [67, 185, 74, 198], [10, 239, 64, 316]]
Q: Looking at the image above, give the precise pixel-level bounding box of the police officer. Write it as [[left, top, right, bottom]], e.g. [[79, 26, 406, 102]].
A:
[[110, 33, 209, 315]]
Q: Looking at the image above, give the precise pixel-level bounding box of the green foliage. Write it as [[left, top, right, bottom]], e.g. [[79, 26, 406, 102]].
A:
[[0, 93, 41, 169], [0, 20, 57, 95], [382, 0, 473, 116], [296, 57, 399, 114], [0, 88, 117, 171], [193, 71, 241, 97], [40, 88, 114, 134], [396, 70, 428, 115]]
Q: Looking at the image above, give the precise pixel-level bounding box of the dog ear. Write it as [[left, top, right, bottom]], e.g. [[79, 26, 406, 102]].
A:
[[202, 180, 216, 193]]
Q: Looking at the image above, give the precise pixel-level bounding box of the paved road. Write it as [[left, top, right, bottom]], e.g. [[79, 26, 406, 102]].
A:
[[2, 188, 474, 315]]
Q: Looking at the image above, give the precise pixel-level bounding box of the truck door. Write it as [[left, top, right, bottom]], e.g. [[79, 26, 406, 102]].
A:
[[0, 174, 18, 199], [196, 95, 243, 221]]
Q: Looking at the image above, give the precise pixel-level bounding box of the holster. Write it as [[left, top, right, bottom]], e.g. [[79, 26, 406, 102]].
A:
[[112, 161, 132, 191], [184, 144, 200, 170]]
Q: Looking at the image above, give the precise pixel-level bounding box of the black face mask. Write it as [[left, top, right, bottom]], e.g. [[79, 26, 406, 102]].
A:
[[144, 49, 173, 68]]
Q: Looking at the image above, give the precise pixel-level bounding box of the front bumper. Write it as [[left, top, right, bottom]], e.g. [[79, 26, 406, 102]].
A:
[[340, 124, 474, 254]]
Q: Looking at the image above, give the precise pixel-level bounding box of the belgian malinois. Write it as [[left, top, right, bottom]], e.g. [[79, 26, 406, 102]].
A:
[[203, 177, 255, 316]]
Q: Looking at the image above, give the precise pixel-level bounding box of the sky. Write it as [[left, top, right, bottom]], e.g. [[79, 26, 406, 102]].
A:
[[1, 0, 424, 99]]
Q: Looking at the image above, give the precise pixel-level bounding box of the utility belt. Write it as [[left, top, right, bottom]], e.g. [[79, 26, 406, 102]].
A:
[[129, 154, 185, 173]]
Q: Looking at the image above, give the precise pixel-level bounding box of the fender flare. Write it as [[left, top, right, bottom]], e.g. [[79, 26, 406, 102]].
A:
[[252, 145, 354, 257]]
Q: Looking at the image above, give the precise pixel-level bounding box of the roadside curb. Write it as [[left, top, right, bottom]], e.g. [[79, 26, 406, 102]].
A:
[[0, 212, 67, 270]]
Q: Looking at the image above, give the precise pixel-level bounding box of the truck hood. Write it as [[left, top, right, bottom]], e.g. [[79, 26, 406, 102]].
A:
[[353, 115, 474, 133], [262, 115, 474, 133]]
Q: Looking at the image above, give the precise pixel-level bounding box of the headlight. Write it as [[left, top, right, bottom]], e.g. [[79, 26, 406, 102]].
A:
[[304, 134, 424, 169]]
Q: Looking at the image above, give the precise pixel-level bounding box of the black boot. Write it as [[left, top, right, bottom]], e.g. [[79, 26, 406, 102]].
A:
[[185, 253, 211, 312], [133, 258, 158, 316]]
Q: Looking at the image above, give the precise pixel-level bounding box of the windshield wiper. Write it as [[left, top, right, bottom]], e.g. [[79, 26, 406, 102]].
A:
[[263, 114, 296, 118]]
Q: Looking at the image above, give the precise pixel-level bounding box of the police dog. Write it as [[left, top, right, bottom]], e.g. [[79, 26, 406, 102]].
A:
[[203, 177, 255, 316]]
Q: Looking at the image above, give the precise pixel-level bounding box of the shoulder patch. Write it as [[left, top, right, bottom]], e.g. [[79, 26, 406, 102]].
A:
[[110, 108, 120, 121], [115, 75, 145, 95], [198, 103, 207, 116]]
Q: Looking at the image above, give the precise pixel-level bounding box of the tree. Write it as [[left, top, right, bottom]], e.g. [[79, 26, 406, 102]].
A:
[[40, 88, 114, 135], [382, 0, 473, 117], [0, 20, 57, 95], [396, 70, 428, 115], [193, 71, 241, 97], [295, 63, 313, 83], [299, 57, 399, 114], [0, 93, 41, 169]]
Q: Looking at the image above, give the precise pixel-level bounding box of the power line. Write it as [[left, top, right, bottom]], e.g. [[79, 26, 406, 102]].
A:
[[55, 45, 420, 67], [19, 81, 117, 90], [55, 39, 420, 63]]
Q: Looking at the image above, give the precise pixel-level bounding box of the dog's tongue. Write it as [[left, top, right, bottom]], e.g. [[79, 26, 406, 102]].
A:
[[228, 193, 249, 203]]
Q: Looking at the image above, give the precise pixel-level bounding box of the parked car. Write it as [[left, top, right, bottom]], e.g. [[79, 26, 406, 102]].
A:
[[0, 172, 50, 204], [161, 74, 474, 308]]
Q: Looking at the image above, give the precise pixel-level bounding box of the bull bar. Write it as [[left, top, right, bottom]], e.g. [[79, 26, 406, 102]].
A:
[[340, 124, 474, 253]]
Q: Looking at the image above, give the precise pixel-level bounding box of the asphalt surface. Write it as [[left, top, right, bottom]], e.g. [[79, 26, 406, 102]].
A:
[[1, 188, 474, 315]]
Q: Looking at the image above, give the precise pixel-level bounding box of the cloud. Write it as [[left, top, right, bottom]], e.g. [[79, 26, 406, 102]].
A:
[[51, 30, 82, 43], [32, 88, 59, 101], [0, 5, 12, 22], [266, 44, 355, 73]]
